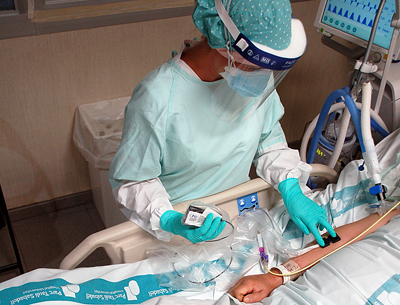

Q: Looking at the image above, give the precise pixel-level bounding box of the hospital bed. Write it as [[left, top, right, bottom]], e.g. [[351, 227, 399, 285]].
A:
[[60, 164, 338, 270], [2, 128, 399, 305]]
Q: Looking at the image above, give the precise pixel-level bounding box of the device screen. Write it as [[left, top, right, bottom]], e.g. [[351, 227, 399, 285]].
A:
[[320, 0, 396, 49]]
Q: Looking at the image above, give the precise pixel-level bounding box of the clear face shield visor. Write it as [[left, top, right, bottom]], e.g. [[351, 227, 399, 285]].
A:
[[212, 0, 307, 123], [212, 51, 291, 122]]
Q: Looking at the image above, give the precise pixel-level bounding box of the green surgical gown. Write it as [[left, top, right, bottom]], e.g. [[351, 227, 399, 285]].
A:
[[109, 59, 287, 204]]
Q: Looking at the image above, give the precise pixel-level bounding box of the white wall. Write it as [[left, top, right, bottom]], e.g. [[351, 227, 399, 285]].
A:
[[0, 16, 201, 209]]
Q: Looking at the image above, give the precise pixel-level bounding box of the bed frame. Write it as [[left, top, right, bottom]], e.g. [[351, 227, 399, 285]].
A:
[[60, 164, 338, 270]]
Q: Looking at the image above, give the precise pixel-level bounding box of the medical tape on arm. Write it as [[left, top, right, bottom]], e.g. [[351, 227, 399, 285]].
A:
[[273, 260, 301, 284]]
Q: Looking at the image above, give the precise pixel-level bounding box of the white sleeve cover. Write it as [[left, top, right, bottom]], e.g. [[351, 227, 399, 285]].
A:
[[254, 142, 313, 189], [112, 178, 174, 242]]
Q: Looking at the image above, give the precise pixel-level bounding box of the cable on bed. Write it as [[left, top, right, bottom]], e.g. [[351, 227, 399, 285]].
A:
[[265, 200, 400, 279]]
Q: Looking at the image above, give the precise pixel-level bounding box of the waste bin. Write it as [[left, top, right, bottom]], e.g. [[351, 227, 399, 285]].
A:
[[73, 97, 130, 228]]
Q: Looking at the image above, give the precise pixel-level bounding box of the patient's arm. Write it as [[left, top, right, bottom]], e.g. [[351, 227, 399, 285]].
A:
[[229, 210, 400, 303]]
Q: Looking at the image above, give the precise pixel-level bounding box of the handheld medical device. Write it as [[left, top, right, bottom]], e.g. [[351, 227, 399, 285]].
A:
[[182, 201, 227, 227]]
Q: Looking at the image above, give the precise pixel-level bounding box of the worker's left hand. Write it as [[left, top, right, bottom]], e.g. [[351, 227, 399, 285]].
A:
[[278, 178, 336, 247]]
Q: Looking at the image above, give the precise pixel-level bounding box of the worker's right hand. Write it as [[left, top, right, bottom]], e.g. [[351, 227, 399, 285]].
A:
[[160, 210, 226, 244]]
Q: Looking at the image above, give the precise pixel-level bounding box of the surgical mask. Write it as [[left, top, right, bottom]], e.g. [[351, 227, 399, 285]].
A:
[[211, 54, 287, 123], [220, 66, 272, 98]]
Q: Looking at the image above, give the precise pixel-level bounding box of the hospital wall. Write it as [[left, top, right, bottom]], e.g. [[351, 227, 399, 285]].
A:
[[0, 0, 353, 210]]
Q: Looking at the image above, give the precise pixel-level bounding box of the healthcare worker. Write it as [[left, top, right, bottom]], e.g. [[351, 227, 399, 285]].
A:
[[109, 0, 336, 246]]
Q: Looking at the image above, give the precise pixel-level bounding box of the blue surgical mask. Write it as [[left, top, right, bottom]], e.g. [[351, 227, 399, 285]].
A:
[[220, 66, 272, 97]]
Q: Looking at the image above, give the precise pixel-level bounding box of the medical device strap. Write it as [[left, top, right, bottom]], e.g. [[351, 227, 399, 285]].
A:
[[215, 0, 240, 40]]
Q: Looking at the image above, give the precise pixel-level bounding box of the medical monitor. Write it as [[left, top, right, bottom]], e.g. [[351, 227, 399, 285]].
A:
[[314, 0, 400, 61]]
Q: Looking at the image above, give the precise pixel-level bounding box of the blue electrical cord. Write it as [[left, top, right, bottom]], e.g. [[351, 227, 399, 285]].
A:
[[307, 87, 389, 165], [342, 88, 365, 152], [306, 89, 344, 164], [306, 87, 364, 164]]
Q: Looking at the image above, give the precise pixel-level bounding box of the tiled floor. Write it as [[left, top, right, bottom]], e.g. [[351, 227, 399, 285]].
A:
[[0, 192, 111, 283]]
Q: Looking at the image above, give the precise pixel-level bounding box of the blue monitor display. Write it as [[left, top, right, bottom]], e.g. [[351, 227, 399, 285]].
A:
[[318, 0, 396, 50]]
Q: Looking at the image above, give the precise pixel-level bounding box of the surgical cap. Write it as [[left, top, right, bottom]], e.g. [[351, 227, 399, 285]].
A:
[[193, 0, 292, 51]]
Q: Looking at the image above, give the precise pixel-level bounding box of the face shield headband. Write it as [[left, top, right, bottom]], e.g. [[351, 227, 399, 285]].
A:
[[211, 0, 307, 123], [233, 33, 299, 70], [214, 0, 306, 70]]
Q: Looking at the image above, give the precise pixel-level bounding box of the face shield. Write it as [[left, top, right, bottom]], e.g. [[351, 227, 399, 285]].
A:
[[211, 0, 307, 123]]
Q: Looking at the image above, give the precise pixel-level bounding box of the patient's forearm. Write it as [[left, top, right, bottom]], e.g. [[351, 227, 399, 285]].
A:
[[279, 210, 400, 278], [229, 210, 400, 303]]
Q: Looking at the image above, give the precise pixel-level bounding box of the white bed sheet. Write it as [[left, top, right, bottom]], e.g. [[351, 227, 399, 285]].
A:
[[4, 214, 397, 305], [0, 258, 225, 304], [142, 215, 400, 305]]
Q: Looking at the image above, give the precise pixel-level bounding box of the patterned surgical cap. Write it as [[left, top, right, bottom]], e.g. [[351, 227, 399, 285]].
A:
[[193, 0, 292, 50]]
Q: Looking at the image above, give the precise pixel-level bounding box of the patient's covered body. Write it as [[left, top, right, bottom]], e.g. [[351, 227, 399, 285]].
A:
[[271, 128, 400, 261], [138, 210, 400, 305], [258, 214, 400, 305], [238, 128, 400, 305], [99, 210, 400, 305]]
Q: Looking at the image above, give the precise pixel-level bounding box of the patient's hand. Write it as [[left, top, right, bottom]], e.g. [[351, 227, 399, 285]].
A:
[[229, 273, 282, 303]]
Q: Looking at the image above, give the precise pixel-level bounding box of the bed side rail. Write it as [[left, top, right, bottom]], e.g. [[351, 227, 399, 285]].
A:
[[60, 165, 338, 270], [60, 178, 275, 269]]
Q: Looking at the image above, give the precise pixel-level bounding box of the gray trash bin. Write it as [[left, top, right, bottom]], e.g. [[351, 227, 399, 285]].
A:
[[73, 97, 130, 227]]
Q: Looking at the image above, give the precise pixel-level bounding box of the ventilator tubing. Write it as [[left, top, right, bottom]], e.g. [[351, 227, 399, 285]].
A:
[[361, 82, 382, 186]]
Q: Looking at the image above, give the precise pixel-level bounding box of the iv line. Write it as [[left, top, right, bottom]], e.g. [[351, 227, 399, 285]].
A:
[[266, 200, 400, 278]]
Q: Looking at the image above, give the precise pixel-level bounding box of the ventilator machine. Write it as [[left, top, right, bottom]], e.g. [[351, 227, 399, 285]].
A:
[[303, 0, 400, 212]]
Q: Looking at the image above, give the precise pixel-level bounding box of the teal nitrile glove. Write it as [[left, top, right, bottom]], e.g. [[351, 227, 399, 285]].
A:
[[160, 210, 226, 244], [278, 178, 336, 247]]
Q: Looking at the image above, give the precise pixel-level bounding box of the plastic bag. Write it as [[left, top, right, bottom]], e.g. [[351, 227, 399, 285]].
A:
[[147, 217, 259, 292], [238, 208, 310, 270], [73, 97, 130, 169]]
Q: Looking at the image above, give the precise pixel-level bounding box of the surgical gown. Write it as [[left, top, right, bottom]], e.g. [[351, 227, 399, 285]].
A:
[[109, 48, 311, 239]]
